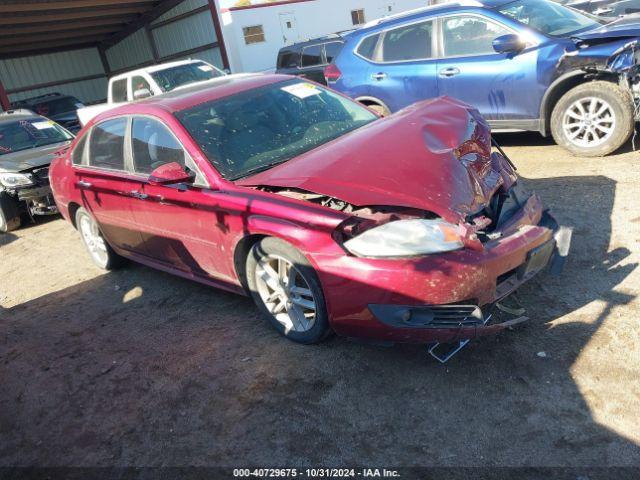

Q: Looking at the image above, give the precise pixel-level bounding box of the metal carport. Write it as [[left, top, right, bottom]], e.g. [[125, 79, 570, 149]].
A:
[[0, 0, 229, 111]]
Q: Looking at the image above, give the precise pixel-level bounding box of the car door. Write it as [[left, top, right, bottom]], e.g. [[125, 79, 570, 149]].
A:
[[436, 13, 541, 122], [365, 18, 439, 113], [128, 116, 233, 281], [73, 117, 146, 254]]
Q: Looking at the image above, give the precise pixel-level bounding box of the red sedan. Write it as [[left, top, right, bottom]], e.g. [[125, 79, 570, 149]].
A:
[[50, 74, 567, 349]]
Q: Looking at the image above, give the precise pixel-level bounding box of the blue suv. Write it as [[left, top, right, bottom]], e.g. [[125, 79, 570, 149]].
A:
[[325, 0, 640, 156]]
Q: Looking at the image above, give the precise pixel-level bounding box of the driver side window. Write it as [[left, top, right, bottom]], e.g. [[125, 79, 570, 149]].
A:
[[131, 117, 206, 185], [442, 15, 511, 57]]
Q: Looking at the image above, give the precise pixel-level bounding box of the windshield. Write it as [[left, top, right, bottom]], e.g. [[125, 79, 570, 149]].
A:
[[150, 62, 225, 92], [0, 118, 72, 156], [497, 0, 605, 37], [176, 80, 378, 180], [31, 96, 83, 117]]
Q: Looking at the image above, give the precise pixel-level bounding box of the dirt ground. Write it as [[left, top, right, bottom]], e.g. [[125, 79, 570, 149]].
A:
[[0, 132, 639, 469]]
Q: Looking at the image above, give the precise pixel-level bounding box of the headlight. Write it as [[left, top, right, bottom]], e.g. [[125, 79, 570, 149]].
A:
[[343, 219, 464, 258], [0, 172, 34, 188]]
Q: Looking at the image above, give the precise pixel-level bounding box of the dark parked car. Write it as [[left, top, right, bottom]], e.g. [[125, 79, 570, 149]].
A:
[[0, 110, 74, 232], [326, 0, 640, 156], [50, 75, 568, 359], [12, 92, 85, 133], [276, 34, 346, 84]]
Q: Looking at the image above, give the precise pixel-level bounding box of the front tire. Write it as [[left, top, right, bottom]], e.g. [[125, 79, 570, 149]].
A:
[[0, 192, 21, 233], [246, 237, 331, 344], [75, 207, 124, 270], [551, 81, 635, 157]]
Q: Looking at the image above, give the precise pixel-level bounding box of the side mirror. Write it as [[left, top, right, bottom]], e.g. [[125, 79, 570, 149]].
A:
[[148, 162, 195, 186], [133, 88, 152, 100], [492, 34, 526, 55]]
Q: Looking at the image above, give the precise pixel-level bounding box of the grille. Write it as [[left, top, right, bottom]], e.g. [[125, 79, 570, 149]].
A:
[[369, 304, 484, 329]]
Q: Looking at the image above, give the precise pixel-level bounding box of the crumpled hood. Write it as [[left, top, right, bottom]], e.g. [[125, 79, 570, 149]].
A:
[[574, 16, 640, 42], [0, 141, 70, 173], [237, 97, 515, 224]]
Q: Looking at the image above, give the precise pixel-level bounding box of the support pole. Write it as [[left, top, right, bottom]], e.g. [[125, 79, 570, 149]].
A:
[[0, 76, 11, 111], [144, 24, 160, 64], [207, 0, 230, 71]]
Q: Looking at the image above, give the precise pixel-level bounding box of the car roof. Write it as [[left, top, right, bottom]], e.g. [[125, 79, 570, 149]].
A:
[[355, 0, 513, 33], [278, 34, 345, 52], [109, 59, 210, 82], [0, 113, 42, 125], [94, 73, 293, 120]]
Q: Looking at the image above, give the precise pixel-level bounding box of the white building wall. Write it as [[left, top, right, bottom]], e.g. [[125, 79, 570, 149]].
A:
[[220, 0, 430, 73]]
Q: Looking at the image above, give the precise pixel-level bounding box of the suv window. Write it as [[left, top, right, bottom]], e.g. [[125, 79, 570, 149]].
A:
[[72, 134, 88, 165], [324, 42, 343, 63], [357, 34, 380, 61], [131, 117, 185, 174], [277, 50, 299, 69], [442, 15, 511, 57], [89, 118, 127, 170], [111, 79, 128, 102], [382, 20, 434, 62], [301, 45, 323, 67]]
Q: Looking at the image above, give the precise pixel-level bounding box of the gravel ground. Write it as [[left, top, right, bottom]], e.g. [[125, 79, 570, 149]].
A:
[[0, 133, 639, 469]]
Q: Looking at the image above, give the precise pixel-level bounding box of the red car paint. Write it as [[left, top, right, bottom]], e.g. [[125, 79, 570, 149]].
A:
[[50, 74, 559, 344]]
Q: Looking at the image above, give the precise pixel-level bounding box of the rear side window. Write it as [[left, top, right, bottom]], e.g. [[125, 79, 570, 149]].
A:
[[442, 16, 510, 57], [301, 45, 323, 67], [357, 34, 380, 60], [89, 118, 127, 170], [382, 20, 433, 62], [72, 134, 88, 165], [131, 117, 185, 174], [324, 42, 343, 63], [111, 79, 128, 102], [277, 50, 299, 69], [131, 76, 151, 94]]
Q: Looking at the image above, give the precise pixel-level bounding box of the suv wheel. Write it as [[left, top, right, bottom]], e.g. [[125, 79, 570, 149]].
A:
[[75, 207, 124, 270], [246, 237, 331, 344], [0, 192, 21, 233], [551, 81, 635, 157]]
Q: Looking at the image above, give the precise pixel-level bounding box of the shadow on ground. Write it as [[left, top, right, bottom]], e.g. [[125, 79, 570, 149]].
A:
[[0, 172, 638, 468]]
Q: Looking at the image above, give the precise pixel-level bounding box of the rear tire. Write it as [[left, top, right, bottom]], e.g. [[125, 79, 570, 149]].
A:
[[359, 99, 391, 117], [75, 207, 124, 270], [246, 237, 331, 344], [551, 81, 635, 157], [0, 192, 21, 233]]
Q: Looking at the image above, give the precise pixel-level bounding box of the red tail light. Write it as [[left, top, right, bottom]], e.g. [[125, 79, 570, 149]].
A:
[[324, 64, 342, 83]]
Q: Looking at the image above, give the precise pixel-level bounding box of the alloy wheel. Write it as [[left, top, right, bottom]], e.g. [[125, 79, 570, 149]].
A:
[[562, 97, 616, 149], [79, 214, 109, 267], [254, 254, 317, 333]]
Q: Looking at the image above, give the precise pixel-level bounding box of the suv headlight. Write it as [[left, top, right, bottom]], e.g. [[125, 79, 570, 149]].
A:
[[0, 172, 34, 188], [343, 219, 464, 258]]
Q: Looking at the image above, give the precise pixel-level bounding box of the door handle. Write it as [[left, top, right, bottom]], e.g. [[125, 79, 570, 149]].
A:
[[371, 72, 387, 81], [129, 190, 148, 200], [77, 180, 92, 189], [439, 67, 461, 78]]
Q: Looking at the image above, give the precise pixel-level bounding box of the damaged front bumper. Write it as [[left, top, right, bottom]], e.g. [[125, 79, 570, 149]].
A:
[[318, 206, 571, 351], [607, 40, 640, 119], [364, 213, 571, 362], [6, 184, 58, 216]]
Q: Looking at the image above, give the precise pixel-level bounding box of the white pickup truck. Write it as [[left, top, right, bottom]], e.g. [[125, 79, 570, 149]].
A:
[[77, 59, 227, 126]]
